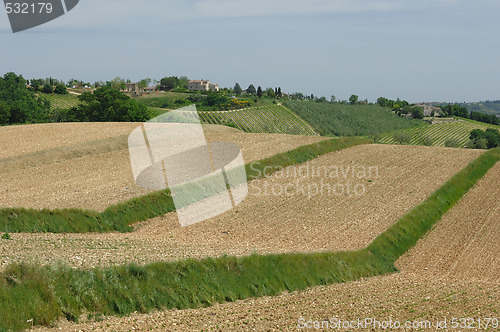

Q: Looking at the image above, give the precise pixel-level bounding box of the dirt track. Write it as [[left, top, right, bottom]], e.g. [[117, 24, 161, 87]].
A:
[[0, 144, 481, 270]]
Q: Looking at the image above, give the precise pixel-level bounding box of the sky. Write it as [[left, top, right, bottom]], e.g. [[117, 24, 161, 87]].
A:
[[0, 0, 499, 103]]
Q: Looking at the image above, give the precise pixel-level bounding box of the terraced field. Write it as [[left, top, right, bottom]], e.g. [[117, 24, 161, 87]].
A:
[[197, 105, 317, 135], [40, 93, 80, 110], [379, 119, 499, 147], [397, 162, 500, 282], [0, 144, 481, 269], [33, 149, 500, 332], [0, 123, 327, 211]]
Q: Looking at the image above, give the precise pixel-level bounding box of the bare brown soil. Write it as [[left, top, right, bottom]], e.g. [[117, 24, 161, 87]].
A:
[[0, 122, 138, 158], [0, 145, 481, 270], [396, 162, 500, 283], [30, 151, 500, 332], [3, 123, 495, 331], [0, 123, 327, 211]]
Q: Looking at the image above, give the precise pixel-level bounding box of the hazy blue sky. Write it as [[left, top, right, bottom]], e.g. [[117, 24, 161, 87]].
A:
[[1, 0, 499, 102]]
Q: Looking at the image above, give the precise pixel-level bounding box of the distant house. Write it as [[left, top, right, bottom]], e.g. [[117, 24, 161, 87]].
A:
[[188, 80, 220, 92], [123, 82, 138, 93], [413, 104, 442, 117], [143, 86, 157, 93], [122, 83, 157, 94]]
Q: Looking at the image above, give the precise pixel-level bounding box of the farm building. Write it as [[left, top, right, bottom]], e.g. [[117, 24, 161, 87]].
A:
[[123, 82, 138, 93], [188, 80, 220, 92], [122, 83, 157, 94], [413, 104, 442, 117]]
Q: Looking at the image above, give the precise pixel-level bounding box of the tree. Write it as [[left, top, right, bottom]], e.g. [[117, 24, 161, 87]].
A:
[[246, 84, 256, 95], [137, 78, 151, 94], [71, 85, 153, 122], [349, 94, 359, 105], [67, 78, 79, 87], [178, 76, 189, 90], [330, 95, 336, 103], [411, 107, 424, 119], [234, 83, 242, 95], [30, 78, 43, 91], [266, 88, 275, 98], [257, 86, 263, 98], [468, 128, 500, 149], [205, 93, 229, 110], [160, 76, 178, 91], [41, 83, 53, 94], [0, 72, 50, 124], [54, 84, 68, 94], [109, 76, 126, 90], [277, 87, 282, 98]]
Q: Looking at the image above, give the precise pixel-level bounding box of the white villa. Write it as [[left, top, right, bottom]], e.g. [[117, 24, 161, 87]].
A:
[[188, 80, 220, 92]]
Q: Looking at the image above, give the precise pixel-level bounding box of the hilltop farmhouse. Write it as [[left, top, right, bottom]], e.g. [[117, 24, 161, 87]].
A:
[[188, 80, 220, 92], [122, 82, 157, 94], [413, 104, 443, 117]]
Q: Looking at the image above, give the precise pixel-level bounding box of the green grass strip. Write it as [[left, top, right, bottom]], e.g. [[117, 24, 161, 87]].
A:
[[0, 137, 369, 233], [0, 250, 393, 330], [0, 148, 498, 330], [367, 147, 500, 263]]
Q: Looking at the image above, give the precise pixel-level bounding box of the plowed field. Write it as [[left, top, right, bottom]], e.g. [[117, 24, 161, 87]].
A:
[[0, 123, 327, 211], [31, 156, 500, 332], [0, 145, 481, 270]]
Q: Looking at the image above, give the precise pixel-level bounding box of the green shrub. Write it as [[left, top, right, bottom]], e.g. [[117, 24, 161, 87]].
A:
[[420, 135, 434, 146], [474, 138, 489, 149], [392, 132, 412, 145], [1, 233, 10, 240], [465, 139, 475, 149], [444, 138, 461, 148], [469, 128, 500, 149]]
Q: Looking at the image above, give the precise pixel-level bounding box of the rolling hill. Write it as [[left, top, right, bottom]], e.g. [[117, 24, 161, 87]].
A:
[[283, 100, 421, 137], [40, 93, 80, 110], [379, 118, 499, 147], [198, 105, 317, 135]]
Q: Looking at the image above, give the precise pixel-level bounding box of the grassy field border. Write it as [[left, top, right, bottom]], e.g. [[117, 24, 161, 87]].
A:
[[0, 137, 369, 233], [0, 148, 498, 330]]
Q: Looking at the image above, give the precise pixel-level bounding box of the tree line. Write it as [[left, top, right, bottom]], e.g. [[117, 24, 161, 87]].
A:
[[0, 72, 152, 125], [441, 104, 499, 125], [0, 72, 51, 125], [468, 128, 500, 149]]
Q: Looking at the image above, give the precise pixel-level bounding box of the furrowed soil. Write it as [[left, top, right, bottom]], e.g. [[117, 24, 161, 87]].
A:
[[0, 144, 481, 270], [32, 148, 499, 332], [0, 123, 327, 211], [396, 162, 500, 282]]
